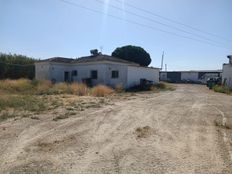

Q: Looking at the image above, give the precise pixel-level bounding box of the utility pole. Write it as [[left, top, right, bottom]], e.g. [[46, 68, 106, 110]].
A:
[[165, 64, 167, 71], [100, 46, 103, 53], [161, 51, 164, 70]]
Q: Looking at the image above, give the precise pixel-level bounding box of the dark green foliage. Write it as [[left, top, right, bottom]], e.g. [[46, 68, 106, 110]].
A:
[[112, 45, 151, 66], [0, 53, 37, 79]]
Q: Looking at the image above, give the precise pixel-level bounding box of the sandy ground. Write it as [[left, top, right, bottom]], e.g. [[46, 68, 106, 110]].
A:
[[0, 84, 232, 174]]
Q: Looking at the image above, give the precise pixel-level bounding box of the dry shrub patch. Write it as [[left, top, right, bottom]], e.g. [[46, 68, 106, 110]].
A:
[[135, 126, 153, 138], [115, 84, 125, 93], [0, 111, 16, 122], [70, 83, 89, 96], [92, 85, 114, 97], [36, 80, 53, 94], [0, 79, 33, 92], [0, 95, 46, 112]]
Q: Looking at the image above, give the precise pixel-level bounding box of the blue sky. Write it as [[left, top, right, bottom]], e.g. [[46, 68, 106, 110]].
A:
[[0, 0, 231, 70]]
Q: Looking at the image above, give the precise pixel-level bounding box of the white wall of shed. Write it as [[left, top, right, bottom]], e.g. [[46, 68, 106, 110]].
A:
[[50, 63, 107, 85], [35, 63, 51, 81], [127, 66, 159, 88], [181, 72, 199, 81], [222, 64, 232, 88], [49, 63, 128, 87], [160, 72, 167, 81], [104, 64, 128, 88]]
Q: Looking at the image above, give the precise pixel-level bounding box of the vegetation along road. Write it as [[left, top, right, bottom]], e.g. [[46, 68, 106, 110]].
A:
[[0, 84, 232, 173]]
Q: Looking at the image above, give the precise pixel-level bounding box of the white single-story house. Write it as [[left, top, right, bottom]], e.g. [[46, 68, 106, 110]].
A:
[[222, 55, 232, 88], [160, 70, 222, 84], [35, 54, 160, 89]]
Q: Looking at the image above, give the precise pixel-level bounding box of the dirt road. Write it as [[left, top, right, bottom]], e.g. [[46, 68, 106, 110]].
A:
[[0, 84, 232, 174]]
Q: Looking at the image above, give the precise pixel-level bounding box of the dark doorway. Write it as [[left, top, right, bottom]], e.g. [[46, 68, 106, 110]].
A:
[[64, 71, 70, 82], [167, 72, 181, 82]]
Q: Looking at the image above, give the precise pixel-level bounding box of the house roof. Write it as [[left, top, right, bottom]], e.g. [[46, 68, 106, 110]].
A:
[[39, 57, 74, 63], [38, 54, 139, 66], [74, 54, 139, 65]]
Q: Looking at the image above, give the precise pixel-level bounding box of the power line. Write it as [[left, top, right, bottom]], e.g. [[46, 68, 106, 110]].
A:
[[113, 0, 232, 43], [58, 0, 230, 50], [93, 0, 226, 46]]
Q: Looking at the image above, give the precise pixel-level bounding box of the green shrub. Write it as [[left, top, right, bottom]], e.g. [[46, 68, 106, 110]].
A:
[[213, 85, 231, 94]]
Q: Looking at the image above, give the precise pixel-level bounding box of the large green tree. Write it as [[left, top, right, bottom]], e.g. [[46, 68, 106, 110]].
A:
[[111, 45, 151, 66]]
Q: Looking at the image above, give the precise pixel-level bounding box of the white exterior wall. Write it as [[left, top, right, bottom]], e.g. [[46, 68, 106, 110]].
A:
[[49, 63, 72, 82], [104, 64, 128, 88], [50, 63, 107, 85], [37, 62, 129, 87], [222, 64, 232, 88], [36, 61, 159, 89], [127, 66, 159, 88], [35, 62, 51, 81], [181, 72, 199, 81], [160, 72, 167, 81]]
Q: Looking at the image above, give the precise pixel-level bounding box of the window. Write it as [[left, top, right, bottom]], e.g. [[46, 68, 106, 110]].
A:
[[72, 70, 77, 76], [91, 70, 98, 79], [112, 70, 119, 79]]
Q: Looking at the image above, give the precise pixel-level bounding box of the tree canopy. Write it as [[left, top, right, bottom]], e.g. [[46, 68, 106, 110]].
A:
[[0, 53, 37, 79], [111, 45, 151, 66]]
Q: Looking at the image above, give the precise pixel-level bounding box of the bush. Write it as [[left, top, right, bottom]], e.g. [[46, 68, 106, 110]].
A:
[[115, 84, 125, 93], [36, 80, 53, 94], [52, 83, 72, 94], [70, 83, 89, 96], [213, 85, 231, 94], [0, 79, 33, 92], [92, 85, 114, 97], [154, 83, 166, 89]]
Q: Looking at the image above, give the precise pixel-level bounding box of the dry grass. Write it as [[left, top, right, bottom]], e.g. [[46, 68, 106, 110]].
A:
[[214, 118, 232, 130], [0, 79, 115, 96], [153, 83, 175, 91], [52, 83, 71, 94], [0, 79, 33, 92], [135, 126, 153, 138], [0, 79, 117, 122], [0, 95, 46, 112], [115, 84, 125, 93], [36, 80, 53, 94], [69, 83, 89, 96], [91, 85, 114, 97]]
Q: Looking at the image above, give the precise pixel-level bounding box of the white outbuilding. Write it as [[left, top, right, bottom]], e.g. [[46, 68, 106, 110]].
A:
[[222, 55, 232, 88], [160, 70, 222, 84], [35, 54, 160, 89]]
